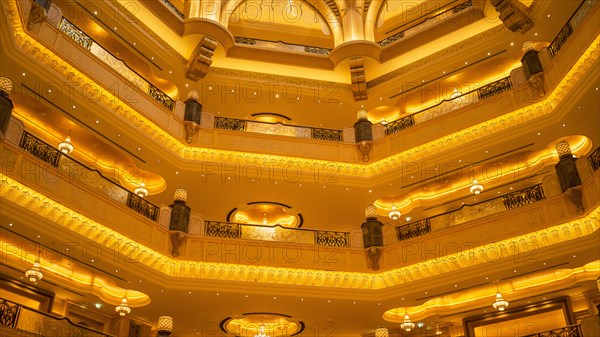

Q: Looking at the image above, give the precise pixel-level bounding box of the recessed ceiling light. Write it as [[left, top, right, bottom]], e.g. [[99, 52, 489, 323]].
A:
[[510, 42, 514, 46], [133, 42, 136, 45], [115, 269, 119, 272], [547, 14, 550, 17], [487, 52, 491, 55], [95, 120, 99, 124], [72, 105, 76, 109], [368, 189, 372, 193], [91, 259, 95, 262], [534, 33, 538, 36], [117, 134, 121, 137], [157, 160, 160, 163], [405, 216, 411, 221], [95, 303, 102, 309], [175, 171, 179, 175], [22, 72, 26, 76], [562, 124, 566, 127], [216, 293, 220, 296], [9, 223, 12, 226], [48, 89, 51, 93], [301, 298, 304, 301], [37, 235, 40, 238], [327, 300, 331, 303], [465, 61, 468, 65], [273, 297, 276, 300], [275, 94, 279, 98], [245, 295, 248, 298], [379, 97, 383, 100], [514, 270, 517, 272], [137, 147, 141, 151], [537, 132, 541, 135], [114, 27, 117, 30], [185, 84, 189, 87]]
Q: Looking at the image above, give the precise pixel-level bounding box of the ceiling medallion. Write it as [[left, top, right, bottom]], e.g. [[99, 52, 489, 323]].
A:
[[220, 313, 304, 337], [228, 202, 302, 228]]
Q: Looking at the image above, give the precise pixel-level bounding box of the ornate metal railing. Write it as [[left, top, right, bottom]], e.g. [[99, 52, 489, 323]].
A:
[[312, 128, 343, 142], [385, 115, 415, 136], [58, 18, 174, 111], [126, 194, 159, 221], [203, 221, 350, 246], [379, 0, 472, 46], [148, 84, 174, 111], [396, 219, 431, 241], [17, 131, 159, 222], [549, 23, 574, 58], [0, 299, 19, 328], [503, 184, 546, 210], [549, 0, 597, 58], [233, 37, 332, 56], [589, 146, 600, 171], [0, 298, 113, 337], [477, 77, 513, 100], [58, 18, 92, 50], [205, 221, 242, 239], [378, 32, 404, 47], [159, 0, 185, 19], [315, 231, 349, 247], [214, 117, 247, 131], [214, 117, 344, 142], [19, 131, 60, 167], [522, 324, 582, 337]]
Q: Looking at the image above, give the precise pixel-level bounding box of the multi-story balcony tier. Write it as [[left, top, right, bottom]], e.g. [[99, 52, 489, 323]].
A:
[[0, 0, 599, 336]]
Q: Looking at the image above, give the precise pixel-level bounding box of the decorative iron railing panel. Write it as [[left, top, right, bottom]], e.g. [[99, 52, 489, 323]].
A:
[[304, 46, 331, 55], [312, 128, 343, 142], [522, 324, 582, 337], [126, 194, 159, 221], [589, 146, 600, 171], [19, 131, 60, 167], [159, 0, 184, 19], [315, 231, 349, 247], [452, 0, 473, 13], [205, 221, 241, 238], [549, 23, 574, 58], [396, 219, 431, 241], [477, 77, 512, 100], [148, 84, 174, 111], [0, 299, 19, 328], [214, 117, 247, 131], [378, 32, 404, 47], [58, 18, 174, 111], [232, 37, 331, 55], [58, 18, 92, 50], [385, 115, 415, 135], [502, 184, 546, 210], [0, 298, 113, 337]]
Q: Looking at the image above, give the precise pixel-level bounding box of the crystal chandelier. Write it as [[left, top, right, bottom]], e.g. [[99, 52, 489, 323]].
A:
[[400, 313, 415, 332], [492, 292, 509, 311], [134, 182, 148, 198], [388, 204, 401, 220], [255, 325, 269, 337], [115, 294, 132, 316], [470, 179, 483, 195], [58, 136, 74, 154], [25, 255, 43, 282]]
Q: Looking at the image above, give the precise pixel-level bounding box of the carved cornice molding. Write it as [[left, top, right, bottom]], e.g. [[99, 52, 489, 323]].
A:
[[1, 174, 599, 290]]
